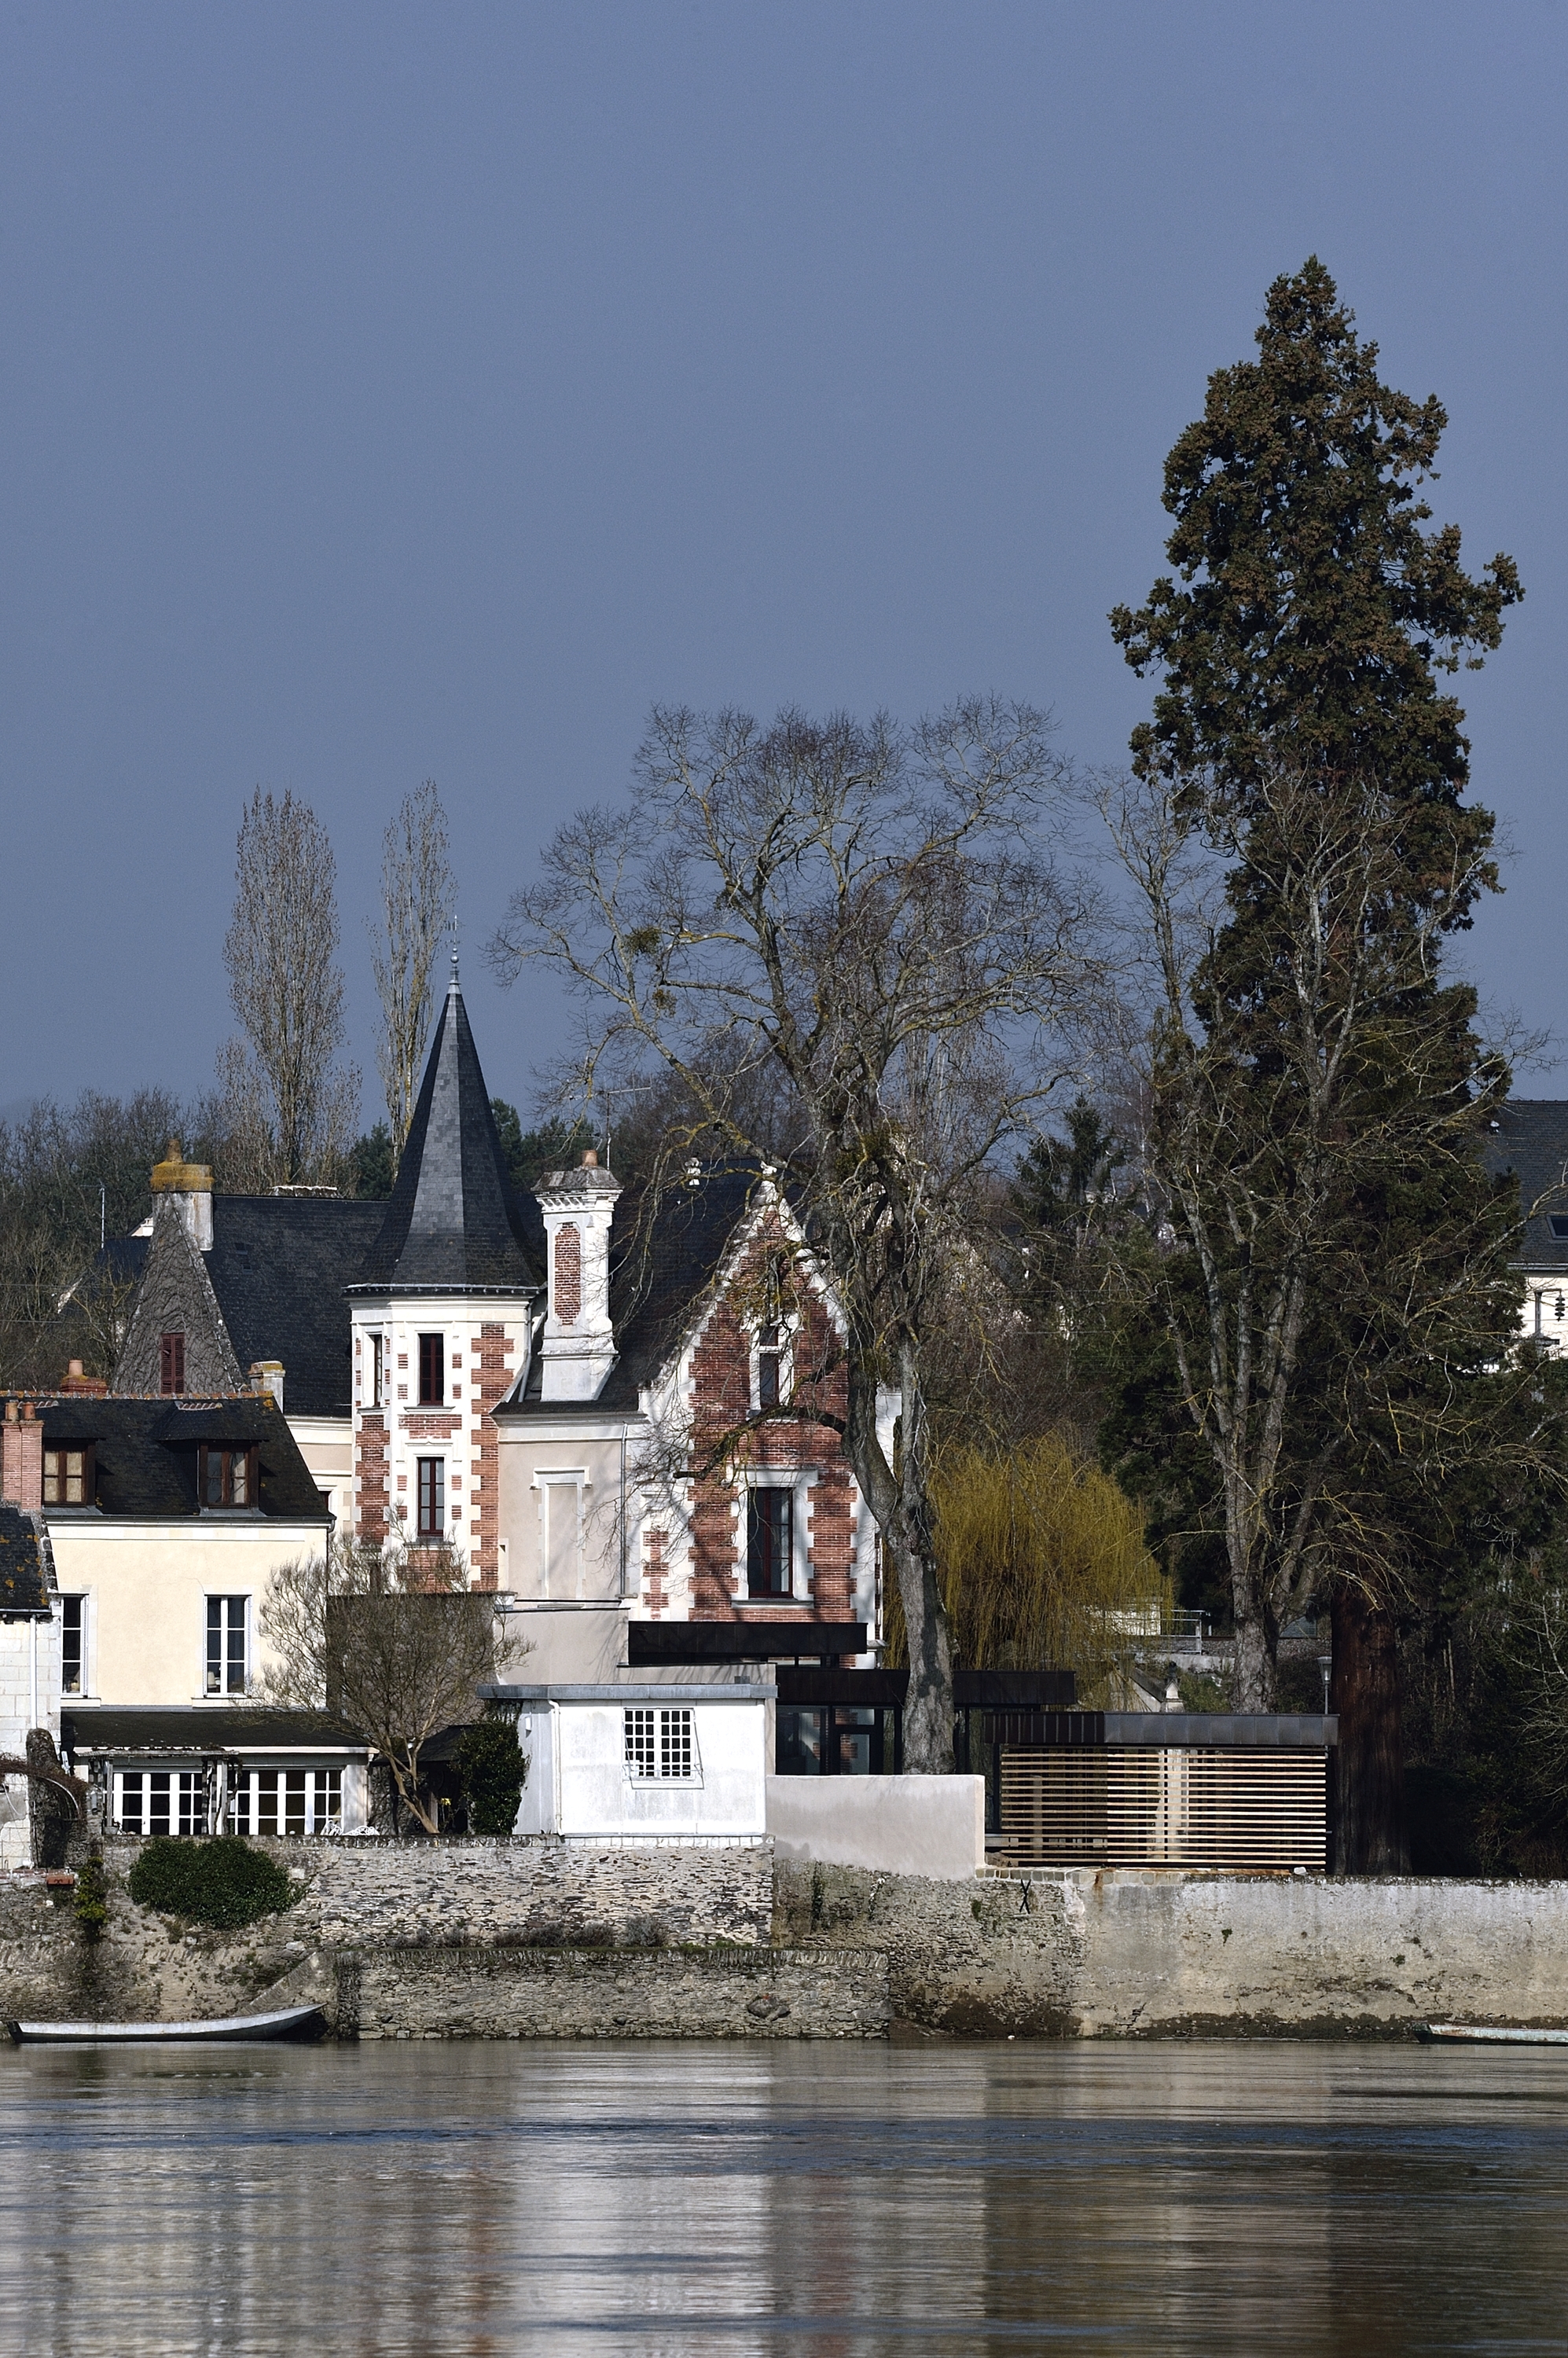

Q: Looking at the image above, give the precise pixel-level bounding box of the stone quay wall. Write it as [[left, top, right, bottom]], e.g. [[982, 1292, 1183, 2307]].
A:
[[774, 1860, 1568, 2037], [291, 1836, 773, 1952], [9, 1838, 1568, 2040], [342, 1944, 888, 2040]]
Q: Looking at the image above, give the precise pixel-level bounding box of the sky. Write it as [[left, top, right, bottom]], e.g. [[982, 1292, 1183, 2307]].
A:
[[2, 2, 1565, 1127]]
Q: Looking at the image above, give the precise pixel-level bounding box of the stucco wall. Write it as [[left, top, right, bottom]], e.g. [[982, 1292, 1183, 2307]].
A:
[[766, 1775, 986, 1881], [45, 1520, 322, 1704], [549, 1699, 769, 1839]]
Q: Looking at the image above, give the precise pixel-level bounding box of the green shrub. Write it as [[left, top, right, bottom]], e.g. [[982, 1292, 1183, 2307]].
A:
[[457, 1719, 527, 1835], [73, 1853, 110, 1944], [127, 1837, 294, 1930]]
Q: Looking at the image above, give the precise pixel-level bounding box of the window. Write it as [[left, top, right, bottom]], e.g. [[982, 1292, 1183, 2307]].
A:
[[226, 1767, 342, 1837], [160, 1331, 185, 1396], [624, 1706, 696, 1781], [1550, 1215, 1568, 1240], [206, 1595, 249, 1695], [116, 1768, 205, 1836], [756, 1324, 784, 1409], [199, 1446, 254, 1508], [418, 1333, 444, 1405], [417, 1456, 446, 1537], [747, 1486, 794, 1597], [43, 1445, 93, 1506], [61, 1596, 84, 1695], [369, 1333, 384, 1408]]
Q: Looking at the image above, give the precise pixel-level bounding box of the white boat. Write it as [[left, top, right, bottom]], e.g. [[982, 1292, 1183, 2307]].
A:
[[1420, 2022, 1568, 2047], [6, 2004, 325, 2044]]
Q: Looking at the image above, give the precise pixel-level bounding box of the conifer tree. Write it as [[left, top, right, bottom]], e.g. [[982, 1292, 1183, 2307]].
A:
[[1109, 260, 1526, 1867]]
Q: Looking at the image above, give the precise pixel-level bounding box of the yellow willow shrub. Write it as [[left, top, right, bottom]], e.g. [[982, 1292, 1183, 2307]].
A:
[[885, 1434, 1166, 1702]]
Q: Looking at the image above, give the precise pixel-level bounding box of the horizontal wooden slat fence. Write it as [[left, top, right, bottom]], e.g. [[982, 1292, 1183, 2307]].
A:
[[993, 1745, 1328, 1871]]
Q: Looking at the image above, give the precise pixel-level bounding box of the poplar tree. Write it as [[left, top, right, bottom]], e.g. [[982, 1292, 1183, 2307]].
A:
[[1109, 259, 1524, 1867]]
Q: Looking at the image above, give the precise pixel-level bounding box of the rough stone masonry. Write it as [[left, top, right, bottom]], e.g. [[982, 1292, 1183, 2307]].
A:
[[6, 1838, 1568, 2039]]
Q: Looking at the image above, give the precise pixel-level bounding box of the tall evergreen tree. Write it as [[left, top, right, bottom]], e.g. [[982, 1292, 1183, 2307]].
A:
[[1108, 260, 1526, 1867]]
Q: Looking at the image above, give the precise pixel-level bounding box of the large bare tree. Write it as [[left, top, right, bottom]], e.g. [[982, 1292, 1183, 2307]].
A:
[[259, 1533, 520, 1835], [219, 789, 358, 1189], [369, 780, 457, 1158], [489, 701, 1096, 1772]]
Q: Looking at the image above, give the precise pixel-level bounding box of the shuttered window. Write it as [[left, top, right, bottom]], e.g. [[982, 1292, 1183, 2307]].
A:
[[160, 1332, 185, 1396]]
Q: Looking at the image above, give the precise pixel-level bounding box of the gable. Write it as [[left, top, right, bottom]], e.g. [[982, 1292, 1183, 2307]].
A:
[[111, 1201, 243, 1398]]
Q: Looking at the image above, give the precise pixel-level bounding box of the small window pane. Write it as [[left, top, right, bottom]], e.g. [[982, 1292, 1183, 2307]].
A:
[[624, 1708, 655, 1778], [659, 1709, 693, 1780], [230, 1451, 249, 1507], [417, 1456, 445, 1537], [418, 1334, 444, 1406]]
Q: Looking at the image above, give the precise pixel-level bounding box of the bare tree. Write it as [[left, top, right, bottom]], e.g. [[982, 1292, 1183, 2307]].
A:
[[369, 781, 457, 1158], [1101, 759, 1539, 1739], [489, 701, 1096, 1772], [258, 1533, 522, 1835], [219, 789, 358, 1189]]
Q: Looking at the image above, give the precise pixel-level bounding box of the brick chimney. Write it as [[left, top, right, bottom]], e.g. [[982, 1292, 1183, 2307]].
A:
[[151, 1137, 215, 1253], [250, 1361, 285, 1410], [58, 1358, 108, 1398], [1, 1399, 43, 1508], [535, 1150, 622, 1401]]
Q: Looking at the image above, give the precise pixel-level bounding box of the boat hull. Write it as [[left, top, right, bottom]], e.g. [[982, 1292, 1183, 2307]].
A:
[[6, 2005, 325, 2045], [1420, 2022, 1568, 2047]]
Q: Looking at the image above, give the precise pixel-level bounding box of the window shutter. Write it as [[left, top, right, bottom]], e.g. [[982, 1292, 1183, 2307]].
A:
[[160, 1332, 185, 1395]]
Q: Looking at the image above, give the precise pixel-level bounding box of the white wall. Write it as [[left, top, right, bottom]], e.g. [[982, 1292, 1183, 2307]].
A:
[[516, 1697, 769, 1839], [766, 1774, 986, 1880]]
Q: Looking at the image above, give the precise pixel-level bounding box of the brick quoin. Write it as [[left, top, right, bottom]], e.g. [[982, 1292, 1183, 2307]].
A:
[[683, 1227, 855, 1626], [468, 1322, 515, 1590]]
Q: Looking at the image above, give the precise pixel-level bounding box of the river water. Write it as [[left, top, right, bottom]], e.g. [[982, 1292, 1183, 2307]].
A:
[[2, 2039, 1566, 2356]]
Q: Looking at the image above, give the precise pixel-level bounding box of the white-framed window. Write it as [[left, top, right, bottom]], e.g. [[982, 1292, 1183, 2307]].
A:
[[739, 1470, 813, 1601], [61, 1595, 86, 1695], [369, 1332, 384, 1409], [624, 1706, 699, 1782], [205, 1595, 250, 1695], [226, 1767, 342, 1837], [116, 1768, 206, 1836]]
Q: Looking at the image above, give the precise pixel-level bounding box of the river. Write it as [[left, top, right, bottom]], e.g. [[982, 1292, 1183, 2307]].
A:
[[2, 2039, 1566, 2354]]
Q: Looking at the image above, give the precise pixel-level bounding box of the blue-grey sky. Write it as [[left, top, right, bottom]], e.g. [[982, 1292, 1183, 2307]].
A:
[[2, 2, 1564, 1122]]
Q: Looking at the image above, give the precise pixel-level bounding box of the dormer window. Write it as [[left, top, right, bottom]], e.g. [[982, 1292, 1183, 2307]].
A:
[[1550, 1215, 1568, 1240], [199, 1445, 255, 1509], [160, 1332, 185, 1396], [43, 1445, 94, 1506]]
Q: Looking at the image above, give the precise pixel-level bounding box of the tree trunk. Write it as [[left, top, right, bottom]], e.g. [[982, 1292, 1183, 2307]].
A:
[[1230, 1597, 1279, 1713], [1331, 1585, 1408, 1874], [843, 1338, 954, 1773]]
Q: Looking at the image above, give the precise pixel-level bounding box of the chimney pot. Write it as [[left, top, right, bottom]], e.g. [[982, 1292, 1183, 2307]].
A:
[[68, 1360, 83, 1379], [581, 1148, 599, 1167]]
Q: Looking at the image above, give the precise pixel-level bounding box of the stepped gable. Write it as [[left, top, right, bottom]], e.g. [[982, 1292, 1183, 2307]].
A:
[[350, 971, 543, 1297]]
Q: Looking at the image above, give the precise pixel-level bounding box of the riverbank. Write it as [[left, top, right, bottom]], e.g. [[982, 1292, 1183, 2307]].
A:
[[5, 1838, 1567, 2038]]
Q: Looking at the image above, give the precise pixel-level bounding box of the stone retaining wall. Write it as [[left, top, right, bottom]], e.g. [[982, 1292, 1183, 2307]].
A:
[[774, 1860, 1568, 2036], [342, 1944, 889, 2040]]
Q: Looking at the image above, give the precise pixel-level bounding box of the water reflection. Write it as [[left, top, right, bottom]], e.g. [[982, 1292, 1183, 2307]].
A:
[[2, 2039, 1566, 2354]]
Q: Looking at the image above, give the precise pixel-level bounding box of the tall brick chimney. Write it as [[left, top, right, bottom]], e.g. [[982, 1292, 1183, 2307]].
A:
[[1, 1398, 43, 1508], [535, 1150, 622, 1401]]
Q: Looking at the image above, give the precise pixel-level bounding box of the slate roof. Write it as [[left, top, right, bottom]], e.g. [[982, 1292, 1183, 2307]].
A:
[[1482, 1100, 1568, 1270], [352, 980, 545, 1295], [0, 1504, 52, 1618], [26, 1395, 329, 1522], [61, 1706, 366, 1755], [204, 1196, 386, 1416], [497, 1162, 765, 1417]]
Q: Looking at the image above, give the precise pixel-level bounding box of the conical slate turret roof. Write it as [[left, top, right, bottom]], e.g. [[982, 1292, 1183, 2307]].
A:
[[351, 969, 543, 1295]]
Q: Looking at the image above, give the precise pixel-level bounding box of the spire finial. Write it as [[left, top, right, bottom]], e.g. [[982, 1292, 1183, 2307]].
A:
[[450, 919, 461, 995]]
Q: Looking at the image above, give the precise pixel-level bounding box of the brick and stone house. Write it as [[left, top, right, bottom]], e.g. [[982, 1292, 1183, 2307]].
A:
[[98, 963, 883, 1700]]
